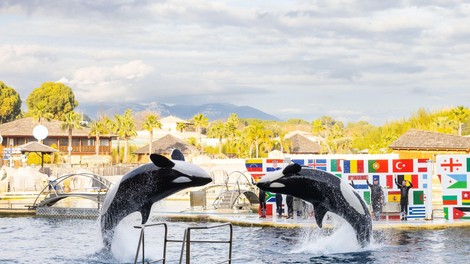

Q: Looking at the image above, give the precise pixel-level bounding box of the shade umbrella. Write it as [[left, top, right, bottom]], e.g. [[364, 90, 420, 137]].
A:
[[19, 141, 58, 169]]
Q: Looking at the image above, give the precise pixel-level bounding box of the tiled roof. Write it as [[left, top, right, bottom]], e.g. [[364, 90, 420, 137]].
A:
[[389, 129, 470, 151], [133, 134, 197, 155], [0, 117, 91, 137]]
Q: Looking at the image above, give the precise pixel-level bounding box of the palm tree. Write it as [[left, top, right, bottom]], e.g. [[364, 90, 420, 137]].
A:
[[60, 111, 82, 163], [142, 114, 162, 154], [207, 121, 226, 154], [244, 123, 273, 158], [114, 109, 137, 163], [89, 116, 112, 155], [29, 101, 53, 124], [176, 122, 188, 132], [192, 113, 209, 153], [451, 106, 470, 136]]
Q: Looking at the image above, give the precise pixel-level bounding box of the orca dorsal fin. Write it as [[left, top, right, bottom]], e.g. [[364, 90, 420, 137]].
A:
[[282, 163, 302, 175], [314, 204, 328, 228], [150, 154, 175, 168], [170, 149, 185, 161], [140, 202, 153, 225]]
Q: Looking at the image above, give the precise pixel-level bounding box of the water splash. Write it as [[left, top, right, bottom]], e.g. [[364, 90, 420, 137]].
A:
[[292, 213, 382, 256], [108, 213, 167, 263]]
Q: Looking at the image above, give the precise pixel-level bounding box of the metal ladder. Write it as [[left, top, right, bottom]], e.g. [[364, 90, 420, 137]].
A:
[[134, 222, 233, 264]]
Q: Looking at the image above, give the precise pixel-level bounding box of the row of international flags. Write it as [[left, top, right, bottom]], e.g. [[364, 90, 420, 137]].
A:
[[246, 156, 470, 220]]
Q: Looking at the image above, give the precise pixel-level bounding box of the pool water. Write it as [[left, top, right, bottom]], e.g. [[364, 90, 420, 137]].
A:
[[0, 214, 469, 263]]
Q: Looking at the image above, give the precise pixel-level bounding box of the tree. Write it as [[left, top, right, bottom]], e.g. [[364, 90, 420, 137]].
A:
[[142, 114, 162, 154], [114, 109, 137, 163], [60, 111, 82, 163], [192, 113, 209, 153], [26, 82, 78, 120], [244, 122, 273, 158], [176, 122, 189, 132], [0, 81, 22, 123], [451, 106, 470, 136], [207, 121, 226, 154], [89, 116, 112, 155]]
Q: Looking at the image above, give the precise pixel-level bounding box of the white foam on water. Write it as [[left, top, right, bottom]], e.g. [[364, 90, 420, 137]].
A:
[[108, 212, 165, 263], [291, 213, 383, 256]]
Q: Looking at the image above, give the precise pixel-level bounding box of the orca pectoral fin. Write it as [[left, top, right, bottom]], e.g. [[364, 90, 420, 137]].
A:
[[140, 203, 153, 225], [314, 204, 328, 228]]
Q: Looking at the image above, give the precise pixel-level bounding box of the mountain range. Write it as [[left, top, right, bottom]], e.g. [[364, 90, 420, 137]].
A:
[[77, 102, 280, 121]]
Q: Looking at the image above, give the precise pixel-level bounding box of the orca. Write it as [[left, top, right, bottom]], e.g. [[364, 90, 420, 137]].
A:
[[256, 163, 372, 247], [100, 152, 212, 249]]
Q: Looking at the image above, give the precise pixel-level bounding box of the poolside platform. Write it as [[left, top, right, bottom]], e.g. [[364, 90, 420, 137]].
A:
[[151, 210, 470, 230]]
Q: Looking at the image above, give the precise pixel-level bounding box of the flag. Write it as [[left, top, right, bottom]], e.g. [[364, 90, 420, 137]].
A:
[[413, 190, 424, 205], [330, 159, 342, 172], [442, 195, 458, 205], [467, 157, 470, 172], [291, 159, 305, 166], [368, 160, 389, 173], [246, 159, 263, 172], [392, 159, 414, 173], [308, 159, 327, 171], [444, 207, 470, 220], [363, 191, 371, 205], [396, 175, 417, 188], [386, 175, 394, 189], [399, 174, 419, 189], [266, 159, 283, 172], [251, 173, 265, 182], [348, 175, 368, 189], [388, 191, 401, 202], [462, 191, 470, 205], [408, 206, 426, 219], [440, 157, 464, 173], [416, 159, 429, 173], [443, 174, 467, 189], [265, 192, 276, 202], [343, 160, 364, 173]]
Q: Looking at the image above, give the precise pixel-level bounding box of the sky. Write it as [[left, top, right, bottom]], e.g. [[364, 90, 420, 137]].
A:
[[1, 0, 470, 125]]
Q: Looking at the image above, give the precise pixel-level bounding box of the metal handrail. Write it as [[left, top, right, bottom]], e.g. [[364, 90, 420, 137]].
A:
[[178, 223, 233, 264], [134, 222, 168, 264], [134, 223, 233, 264]]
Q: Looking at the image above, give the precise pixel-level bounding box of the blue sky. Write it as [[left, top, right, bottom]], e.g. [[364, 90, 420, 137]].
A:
[[1, 0, 470, 125]]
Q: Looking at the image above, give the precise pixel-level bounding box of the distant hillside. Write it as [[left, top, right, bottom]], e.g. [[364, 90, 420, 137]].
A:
[[77, 102, 280, 121]]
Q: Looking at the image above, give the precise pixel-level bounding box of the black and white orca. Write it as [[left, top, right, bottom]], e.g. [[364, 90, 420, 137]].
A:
[[256, 163, 372, 247], [100, 151, 212, 249]]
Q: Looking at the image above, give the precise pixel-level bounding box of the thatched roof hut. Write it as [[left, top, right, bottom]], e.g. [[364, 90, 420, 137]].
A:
[[133, 134, 198, 155], [19, 141, 58, 153], [288, 134, 321, 154]]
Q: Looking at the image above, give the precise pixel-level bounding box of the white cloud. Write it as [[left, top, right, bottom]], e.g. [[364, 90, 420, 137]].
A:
[[1, 1, 470, 125]]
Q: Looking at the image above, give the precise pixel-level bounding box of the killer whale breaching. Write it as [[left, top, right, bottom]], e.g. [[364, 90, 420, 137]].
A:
[[100, 150, 212, 249], [256, 163, 372, 247]]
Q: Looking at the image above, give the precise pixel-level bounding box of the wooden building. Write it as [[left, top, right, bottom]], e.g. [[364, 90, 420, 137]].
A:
[[388, 129, 470, 160], [0, 117, 115, 163]]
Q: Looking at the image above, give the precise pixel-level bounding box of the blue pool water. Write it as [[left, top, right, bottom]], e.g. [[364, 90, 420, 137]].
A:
[[0, 214, 469, 263]]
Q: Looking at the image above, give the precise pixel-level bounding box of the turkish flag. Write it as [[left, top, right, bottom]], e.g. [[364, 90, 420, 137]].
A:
[[392, 159, 414, 173]]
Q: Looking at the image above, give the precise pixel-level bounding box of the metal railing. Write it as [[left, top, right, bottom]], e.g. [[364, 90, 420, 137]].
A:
[[134, 222, 233, 264]]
